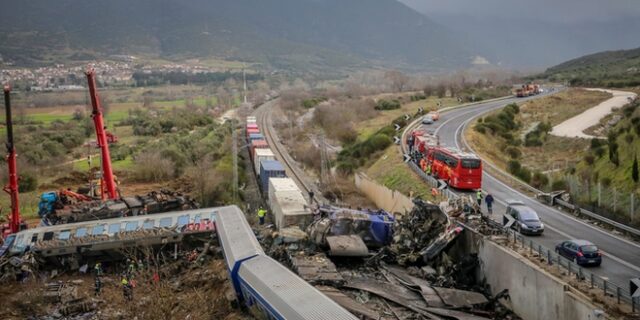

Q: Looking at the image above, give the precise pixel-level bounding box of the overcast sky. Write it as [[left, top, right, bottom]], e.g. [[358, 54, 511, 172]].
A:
[[399, 0, 640, 23]]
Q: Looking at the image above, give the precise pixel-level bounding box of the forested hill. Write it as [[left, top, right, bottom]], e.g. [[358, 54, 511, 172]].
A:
[[537, 47, 640, 87], [0, 0, 471, 71]]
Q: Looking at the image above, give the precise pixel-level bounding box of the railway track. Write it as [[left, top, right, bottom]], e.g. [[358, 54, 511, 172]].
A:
[[254, 99, 322, 201]]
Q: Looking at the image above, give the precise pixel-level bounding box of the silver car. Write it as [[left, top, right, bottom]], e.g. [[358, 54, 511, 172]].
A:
[[422, 115, 434, 125]]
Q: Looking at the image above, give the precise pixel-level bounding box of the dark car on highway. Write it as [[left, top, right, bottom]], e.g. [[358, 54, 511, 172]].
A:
[[503, 201, 544, 235], [555, 240, 602, 267]]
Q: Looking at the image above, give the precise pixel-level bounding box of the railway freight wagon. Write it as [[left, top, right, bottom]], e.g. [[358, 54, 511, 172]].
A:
[[268, 178, 311, 230], [215, 206, 357, 320], [260, 160, 286, 193], [250, 140, 269, 160], [254, 148, 275, 175]]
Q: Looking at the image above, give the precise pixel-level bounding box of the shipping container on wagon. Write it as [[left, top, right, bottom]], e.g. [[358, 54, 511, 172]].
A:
[[253, 148, 275, 175], [247, 123, 258, 130], [246, 116, 257, 124], [250, 140, 269, 160], [267, 178, 311, 230], [246, 127, 260, 139], [249, 133, 264, 143], [259, 160, 286, 193]]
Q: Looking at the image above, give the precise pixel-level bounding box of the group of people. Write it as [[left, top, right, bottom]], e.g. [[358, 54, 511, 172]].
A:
[[477, 190, 494, 214], [93, 258, 157, 301]]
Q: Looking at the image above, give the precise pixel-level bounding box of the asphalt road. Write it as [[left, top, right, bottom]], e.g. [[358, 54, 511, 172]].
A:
[[412, 91, 640, 287]]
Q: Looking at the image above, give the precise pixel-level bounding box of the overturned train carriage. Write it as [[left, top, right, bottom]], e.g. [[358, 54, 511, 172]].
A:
[[7, 208, 217, 265], [216, 206, 357, 320]]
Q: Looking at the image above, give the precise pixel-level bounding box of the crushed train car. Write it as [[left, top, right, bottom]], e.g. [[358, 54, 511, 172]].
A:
[[40, 189, 199, 225]]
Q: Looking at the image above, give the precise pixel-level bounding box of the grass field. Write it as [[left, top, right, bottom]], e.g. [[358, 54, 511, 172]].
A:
[[366, 146, 434, 201], [358, 96, 456, 138], [465, 88, 611, 174]]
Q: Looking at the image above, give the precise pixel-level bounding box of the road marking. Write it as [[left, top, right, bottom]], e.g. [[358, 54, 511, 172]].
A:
[[493, 198, 640, 274]]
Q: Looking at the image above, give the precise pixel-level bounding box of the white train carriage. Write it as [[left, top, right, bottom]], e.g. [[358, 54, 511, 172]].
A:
[[215, 206, 356, 319], [238, 254, 357, 320], [7, 208, 217, 257]]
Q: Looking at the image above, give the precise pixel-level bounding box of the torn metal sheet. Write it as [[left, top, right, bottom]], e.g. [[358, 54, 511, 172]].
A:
[[432, 287, 488, 308], [420, 226, 464, 262], [327, 235, 369, 257], [318, 286, 380, 319], [344, 279, 442, 319], [384, 265, 444, 307], [289, 253, 345, 286], [426, 308, 491, 320]]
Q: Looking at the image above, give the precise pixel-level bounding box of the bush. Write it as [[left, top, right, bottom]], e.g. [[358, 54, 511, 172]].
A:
[[551, 179, 568, 191], [474, 124, 486, 134], [516, 167, 532, 183], [302, 97, 328, 109], [374, 99, 401, 110], [19, 173, 38, 192], [530, 171, 549, 189], [505, 146, 522, 159], [507, 160, 521, 174], [583, 153, 595, 165]]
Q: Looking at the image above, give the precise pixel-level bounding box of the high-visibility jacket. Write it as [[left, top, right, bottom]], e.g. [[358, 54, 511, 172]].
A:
[[257, 209, 266, 218], [420, 158, 426, 171], [477, 191, 482, 200]]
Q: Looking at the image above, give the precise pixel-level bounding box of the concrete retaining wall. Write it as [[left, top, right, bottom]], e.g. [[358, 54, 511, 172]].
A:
[[354, 173, 414, 215], [457, 229, 611, 320]]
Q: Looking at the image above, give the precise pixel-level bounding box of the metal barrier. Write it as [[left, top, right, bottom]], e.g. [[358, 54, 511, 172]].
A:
[[554, 199, 640, 237], [408, 158, 639, 310], [507, 229, 637, 311]]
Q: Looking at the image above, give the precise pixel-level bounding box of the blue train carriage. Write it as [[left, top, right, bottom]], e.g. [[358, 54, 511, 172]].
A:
[[6, 208, 217, 262], [215, 205, 357, 319]]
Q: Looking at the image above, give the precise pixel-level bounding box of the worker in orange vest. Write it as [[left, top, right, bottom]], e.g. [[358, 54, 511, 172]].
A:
[[420, 158, 427, 172]]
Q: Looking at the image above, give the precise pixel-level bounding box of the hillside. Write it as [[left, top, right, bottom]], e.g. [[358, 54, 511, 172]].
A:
[[537, 47, 640, 87], [0, 0, 471, 71]]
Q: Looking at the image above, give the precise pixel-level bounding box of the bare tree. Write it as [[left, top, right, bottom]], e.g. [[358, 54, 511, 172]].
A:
[[385, 70, 410, 93]]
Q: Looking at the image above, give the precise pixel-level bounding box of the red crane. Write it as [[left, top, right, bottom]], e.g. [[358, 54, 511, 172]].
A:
[[3, 85, 21, 234], [85, 70, 118, 200]]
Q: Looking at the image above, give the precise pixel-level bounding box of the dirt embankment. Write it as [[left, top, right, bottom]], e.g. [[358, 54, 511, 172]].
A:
[[551, 88, 637, 139]]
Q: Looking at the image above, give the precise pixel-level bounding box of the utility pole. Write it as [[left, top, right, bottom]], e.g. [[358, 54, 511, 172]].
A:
[[232, 124, 238, 204], [242, 66, 248, 104]]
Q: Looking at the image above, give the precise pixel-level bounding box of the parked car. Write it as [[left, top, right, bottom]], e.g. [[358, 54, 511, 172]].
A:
[[555, 240, 602, 266], [503, 201, 544, 235], [422, 115, 434, 125], [427, 111, 440, 121]]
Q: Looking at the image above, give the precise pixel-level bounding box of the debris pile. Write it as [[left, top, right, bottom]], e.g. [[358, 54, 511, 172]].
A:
[[387, 199, 451, 265], [44, 189, 199, 225]]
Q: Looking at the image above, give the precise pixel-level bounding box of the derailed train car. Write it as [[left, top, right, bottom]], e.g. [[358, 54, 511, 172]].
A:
[[215, 206, 357, 319], [4, 208, 216, 264]]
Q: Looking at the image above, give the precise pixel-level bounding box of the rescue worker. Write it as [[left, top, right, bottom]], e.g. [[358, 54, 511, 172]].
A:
[[127, 259, 136, 280], [419, 157, 427, 172], [94, 275, 102, 296], [94, 262, 103, 277], [426, 163, 432, 176], [408, 135, 414, 153], [257, 207, 267, 225], [485, 193, 494, 214], [476, 190, 483, 206], [122, 277, 133, 301]]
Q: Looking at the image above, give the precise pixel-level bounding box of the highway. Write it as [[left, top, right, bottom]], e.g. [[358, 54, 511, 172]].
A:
[[405, 92, 640, 287]]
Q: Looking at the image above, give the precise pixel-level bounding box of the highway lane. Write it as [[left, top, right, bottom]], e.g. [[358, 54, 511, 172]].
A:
[[411, 92, 640, 287]]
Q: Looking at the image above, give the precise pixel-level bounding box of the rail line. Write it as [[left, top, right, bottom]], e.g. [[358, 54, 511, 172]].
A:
[[254, 99, 318, 200]]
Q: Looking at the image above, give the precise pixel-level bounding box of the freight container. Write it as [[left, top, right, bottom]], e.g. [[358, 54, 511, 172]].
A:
[[250, 140, 269, 159], [247, 123, 258, 130], [249, 133, 264, 143], [268, 178, 311, 230], [246, 116, 257, 124], [259, 160, 286, 193], [246, 127, 260, 138], [254, 148, 275, 175]]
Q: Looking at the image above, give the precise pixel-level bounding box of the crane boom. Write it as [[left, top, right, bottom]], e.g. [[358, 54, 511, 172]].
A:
[[85, 70, 118, 200], [3, 84, 20, 234]]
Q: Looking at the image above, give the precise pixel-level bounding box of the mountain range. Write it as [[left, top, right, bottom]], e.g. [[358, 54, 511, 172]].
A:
[[0, 0, 472, 71]]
